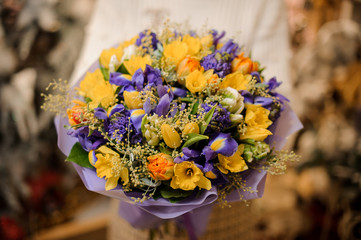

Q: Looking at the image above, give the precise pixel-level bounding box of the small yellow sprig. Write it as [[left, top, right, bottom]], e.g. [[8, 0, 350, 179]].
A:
[[41, 79, 74, 117]]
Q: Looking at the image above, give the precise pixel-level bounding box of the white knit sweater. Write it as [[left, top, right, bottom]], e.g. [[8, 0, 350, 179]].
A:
[[71, 0, 291, 95]]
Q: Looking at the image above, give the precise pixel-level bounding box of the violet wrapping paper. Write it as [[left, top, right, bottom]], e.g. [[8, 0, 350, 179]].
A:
[[54, 60, 303, 237]]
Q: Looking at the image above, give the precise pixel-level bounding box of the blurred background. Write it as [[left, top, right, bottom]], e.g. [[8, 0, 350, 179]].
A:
[[0, 0, 360, 239]]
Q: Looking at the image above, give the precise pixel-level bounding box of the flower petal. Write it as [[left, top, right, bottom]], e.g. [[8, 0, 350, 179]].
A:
[[130, 109, 145, 133], [196, 175, 212, 190], [109, 72, 132, 86], [107, 104, 125, 118], [156, 94, 170, 117], [209, 133, 238, 157]]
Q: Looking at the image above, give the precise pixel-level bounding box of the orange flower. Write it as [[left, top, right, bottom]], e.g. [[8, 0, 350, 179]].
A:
[[231, 53, 259, 74], [147, 153, 175, 181], [177, 56, 201, 81], [67, 100, 87, 126]]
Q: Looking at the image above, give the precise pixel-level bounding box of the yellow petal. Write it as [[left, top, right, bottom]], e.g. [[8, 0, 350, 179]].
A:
[[182, 34, 201, 56], [205, 171, 217, 179], [196, 175, 212, 190], [182, 122, 200, 135], [220, 71, 249, 91], [105, 177, 119, 190], [161, 124, 181, 148], [123, 91, 143, 109], [239, 126, 272, 141], [163, 40, 188, 65], [119, 167, 129, 185], [123, 55, 152, 76]]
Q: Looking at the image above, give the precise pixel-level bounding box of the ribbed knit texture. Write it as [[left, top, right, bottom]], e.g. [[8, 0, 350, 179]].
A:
[[71, 0, 292, 96]]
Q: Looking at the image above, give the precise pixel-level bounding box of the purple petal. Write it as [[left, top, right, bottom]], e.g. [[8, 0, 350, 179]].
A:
[[254, 96, 273, 107], [156, 94, 170, 117], [143, 98, 152, 114], [157, 85, 168, 98], [132, 68, 145, 91], [94, 107, 108, 120], [208, 133, 238, 157], [130, 109, 145, 133], [182, 147, 201, 158], [202, 146, 217, 161], [267, 77, 281, 90], [174, 156, 183, 163], [219, 39, 239, 56], [251, 72, 261, 83], [172, 87, 187, 97], [109, 72, 132, 87], [169, 103, 178, 118], [241, 90, 254, 104], [203, 162, 214, 173], [144, 65, 162, 86], [107, 104, 125, 118]]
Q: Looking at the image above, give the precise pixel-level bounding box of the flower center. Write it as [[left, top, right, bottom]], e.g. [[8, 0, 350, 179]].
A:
[[186, 168, 193, 176]]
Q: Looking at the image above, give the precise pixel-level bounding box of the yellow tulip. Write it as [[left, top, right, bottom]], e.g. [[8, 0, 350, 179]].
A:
[[161, 124, 181, 148], [182, 122, 200, 135]]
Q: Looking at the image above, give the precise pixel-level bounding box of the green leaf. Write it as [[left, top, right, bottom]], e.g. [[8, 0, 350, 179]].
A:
[[140, 115, 148, 136], [160, 185, 193, 200], [159, 142, 172, 155], [100, 66, 109, 81], [66, 142, 94, 169], [116, 63, 130, 75], [85, 97, 92, 103], [140, 178, 161, 187], [180, 97, 193, 103], [254, 83, 268, 88], [240, 139, 256, 145], [200, 104, 217, 134], [191, 101, 199, 115], [181, 133, 209, 149], [87, 128, 94, 137]]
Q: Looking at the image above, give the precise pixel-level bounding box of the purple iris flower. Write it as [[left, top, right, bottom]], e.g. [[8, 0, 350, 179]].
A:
[[94, 104, 142, 145], [177, 147, 214, 173], [109, 65, 162, 94], [144, 65, 162, 87], [265, 77, 289, 105], [202, 132, 238, 161], [135, 30, 159, 51], [68, 126, 106, 152]]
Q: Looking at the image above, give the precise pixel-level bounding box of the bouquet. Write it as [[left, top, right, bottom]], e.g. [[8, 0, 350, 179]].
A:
[[44, 26, 302, 238]]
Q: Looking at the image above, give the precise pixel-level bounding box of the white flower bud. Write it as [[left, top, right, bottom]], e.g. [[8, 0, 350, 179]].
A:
[[230, 114, 243, 124], [220, 87, 245, 114], [121, 45, 137, 62], [109, 54, 120, 73]]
